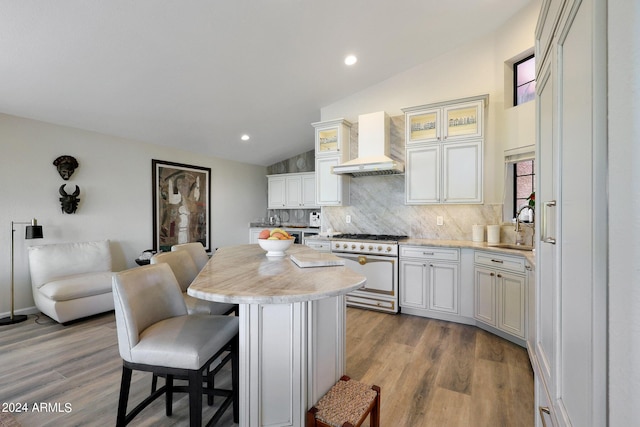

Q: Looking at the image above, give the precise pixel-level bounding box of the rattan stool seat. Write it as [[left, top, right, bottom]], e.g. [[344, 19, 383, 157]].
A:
[[307, 376, 380, 427]]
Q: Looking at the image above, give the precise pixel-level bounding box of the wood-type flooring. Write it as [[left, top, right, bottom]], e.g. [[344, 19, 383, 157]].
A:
[[0, 308, 533, 426]]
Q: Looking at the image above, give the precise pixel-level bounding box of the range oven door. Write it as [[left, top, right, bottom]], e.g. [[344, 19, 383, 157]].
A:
[[332, 253, 398, 313]]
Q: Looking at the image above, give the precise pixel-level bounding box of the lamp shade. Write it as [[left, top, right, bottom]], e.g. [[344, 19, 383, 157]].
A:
[[25, 219, 43, 240], [26, 225, 43, 239]]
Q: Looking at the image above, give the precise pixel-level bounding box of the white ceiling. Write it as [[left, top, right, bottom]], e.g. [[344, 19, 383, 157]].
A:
[[1, 0, 532, 166]]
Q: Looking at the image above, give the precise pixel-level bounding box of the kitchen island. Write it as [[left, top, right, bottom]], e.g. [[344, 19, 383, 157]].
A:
[[188, 244, 366, 427]]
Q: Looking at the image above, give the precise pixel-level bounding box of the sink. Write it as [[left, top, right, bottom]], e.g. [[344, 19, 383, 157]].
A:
[[490, 243, 534, 251]]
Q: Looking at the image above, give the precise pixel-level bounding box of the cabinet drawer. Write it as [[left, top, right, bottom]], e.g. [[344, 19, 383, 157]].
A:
[[474, 251, 525, 273], [305, 240, 330, 252], [400, 246, 460, 262]]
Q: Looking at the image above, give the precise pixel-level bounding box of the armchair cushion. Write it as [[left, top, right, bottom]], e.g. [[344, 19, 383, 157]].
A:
[[131, 314, 239, 370], [38, 271, 114, 301]]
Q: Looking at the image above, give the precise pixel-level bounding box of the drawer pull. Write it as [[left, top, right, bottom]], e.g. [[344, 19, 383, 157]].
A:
[[539, 406, 551, 427], [490, 259, 504, 264], [423, 252, 435, 256], [541, 200, 557, 244]]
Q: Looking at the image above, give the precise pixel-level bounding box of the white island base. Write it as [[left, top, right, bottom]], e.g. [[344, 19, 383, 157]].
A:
[[187, 244, 365, 427], [240, 296, 345, 426]]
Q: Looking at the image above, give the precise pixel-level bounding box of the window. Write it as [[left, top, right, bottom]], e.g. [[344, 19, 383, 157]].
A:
[[513, 159, 535, 217], [514, 55, 536, 106]]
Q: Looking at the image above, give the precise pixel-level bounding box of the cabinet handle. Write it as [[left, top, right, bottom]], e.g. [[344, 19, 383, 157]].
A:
[[541, 200, 557, 244], [490, 259, 504, 264], [497, 274, 502, 278], [429, 264, 434, 267], [490, 272, 495, 277], [539, 406, 551, 427], [423, 252, 435, 256]]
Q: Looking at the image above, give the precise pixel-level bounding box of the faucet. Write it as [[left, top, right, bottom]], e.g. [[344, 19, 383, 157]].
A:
[[515, 205, 535, 233]]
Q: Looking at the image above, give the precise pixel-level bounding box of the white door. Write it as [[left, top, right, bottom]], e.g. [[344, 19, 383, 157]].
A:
[[285, 175, 302, 208], [497, 272, 526, 339], [316, 157, 345, 206], [405, 144, 440, 204], [474, 266, 495, 326], [399, 260, 427, 309], [442, 140, 482, 203], [429, 262, 459, 314], [301, 174, 317, 207], [268, 176, 286, 209]]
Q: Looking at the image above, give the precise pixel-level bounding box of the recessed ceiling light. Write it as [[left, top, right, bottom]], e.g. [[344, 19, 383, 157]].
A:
[[344, 55, 357, 66], [241, 134, 250, 141]]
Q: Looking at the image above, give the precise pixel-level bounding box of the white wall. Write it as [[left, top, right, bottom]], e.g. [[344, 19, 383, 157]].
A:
[[321, 0, 541, 205], [0, 113, 267, 316], [608, 0, 640, 423]]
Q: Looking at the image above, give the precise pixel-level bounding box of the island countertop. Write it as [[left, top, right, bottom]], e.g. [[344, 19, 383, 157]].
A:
[[188, 244, 366, 304]]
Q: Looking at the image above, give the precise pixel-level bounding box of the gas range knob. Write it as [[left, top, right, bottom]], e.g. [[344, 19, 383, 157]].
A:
[[360, 244, 365, 250], [351, 244, 356, 250], [386, 246, 392, 252], [335, 243, 340, 249], [377, 245, 383, 251], [368, 245, 373, 251], [342, 243, 348, 249]]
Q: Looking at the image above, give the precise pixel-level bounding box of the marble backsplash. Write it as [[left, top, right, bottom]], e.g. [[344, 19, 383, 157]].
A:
[[321, 175, 530, 244]]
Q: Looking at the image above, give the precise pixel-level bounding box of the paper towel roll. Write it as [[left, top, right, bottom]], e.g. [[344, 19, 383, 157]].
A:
[[472, 225, 485, 242], [487, 225, 501, 244]]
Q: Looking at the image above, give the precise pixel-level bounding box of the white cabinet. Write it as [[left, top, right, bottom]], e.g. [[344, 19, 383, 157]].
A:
[[442, 140, 483, 203], [473, 251, 527, 343], [267, 175, 286, 209], [249, 228, 263, 244], [304, 238, 330, 253], [315, 156, 349, 206], [312, 119, 352, 206], [532, 0, 607, 425], [403, 96, 485, 205], [399, 246, 460, 319], [404, 99, 484, 145], [405, 144, 440, 204], [267, 172, 318, 209]]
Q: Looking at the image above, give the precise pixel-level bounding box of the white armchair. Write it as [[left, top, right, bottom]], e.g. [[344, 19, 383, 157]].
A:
[[171, 242, 210, 270], [27, 240, 115, 323], [150, 251, 237, 316]]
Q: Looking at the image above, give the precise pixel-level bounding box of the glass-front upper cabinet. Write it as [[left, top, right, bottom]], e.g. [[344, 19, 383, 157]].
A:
[[405, 108, 442, 144], [443, 100, 483, 141], [312, 118, 352, 158], [404, 97, 485, 145]]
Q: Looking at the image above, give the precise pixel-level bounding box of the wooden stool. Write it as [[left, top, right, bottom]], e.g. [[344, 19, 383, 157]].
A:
[[307, 375, 380, 427]]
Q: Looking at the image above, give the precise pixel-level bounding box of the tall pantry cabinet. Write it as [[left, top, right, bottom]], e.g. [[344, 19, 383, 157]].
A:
[[531, 0, 607, 426]]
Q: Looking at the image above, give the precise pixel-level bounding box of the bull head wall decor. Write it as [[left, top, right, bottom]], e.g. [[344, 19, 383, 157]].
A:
[[59, 184, 80, 214]]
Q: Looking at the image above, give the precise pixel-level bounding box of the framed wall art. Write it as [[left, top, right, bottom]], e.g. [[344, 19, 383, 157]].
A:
[[152, 159, 211, 252]]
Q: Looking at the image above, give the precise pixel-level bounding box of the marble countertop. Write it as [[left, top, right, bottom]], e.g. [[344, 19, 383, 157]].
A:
[[188, 244, 366, 304], [304, 235, 535, 267], [401, 238, 535, 266]]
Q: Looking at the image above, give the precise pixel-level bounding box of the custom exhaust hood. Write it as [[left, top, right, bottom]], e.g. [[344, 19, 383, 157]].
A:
[[331, 111, 404, 177]]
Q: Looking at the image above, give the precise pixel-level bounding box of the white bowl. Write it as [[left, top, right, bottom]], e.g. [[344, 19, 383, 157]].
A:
[[258, 238, 294, 256]]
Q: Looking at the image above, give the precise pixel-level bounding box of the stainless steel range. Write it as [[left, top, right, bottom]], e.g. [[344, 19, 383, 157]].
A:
[[330, 234, 406, 313]]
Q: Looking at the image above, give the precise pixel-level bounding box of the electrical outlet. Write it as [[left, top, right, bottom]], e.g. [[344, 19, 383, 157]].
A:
[[346, 215, 351, 224], [437, 216, 444, 226]]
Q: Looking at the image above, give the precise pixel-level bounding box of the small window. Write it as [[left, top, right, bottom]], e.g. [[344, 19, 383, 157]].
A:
[[513, 159, 535, 217], [514, 55, 536, 106]]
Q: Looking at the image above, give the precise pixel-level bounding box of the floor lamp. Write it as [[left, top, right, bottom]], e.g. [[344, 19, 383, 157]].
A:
[[0, 219, 43, 325]]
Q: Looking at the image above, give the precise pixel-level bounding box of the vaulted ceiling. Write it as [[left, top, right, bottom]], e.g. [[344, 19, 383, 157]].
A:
[[1, 0, 532, 165]]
